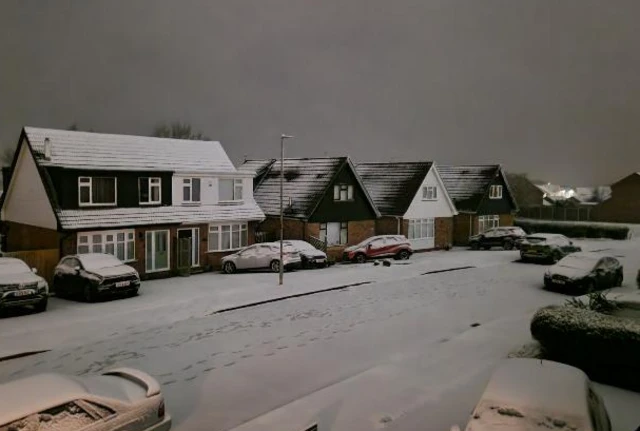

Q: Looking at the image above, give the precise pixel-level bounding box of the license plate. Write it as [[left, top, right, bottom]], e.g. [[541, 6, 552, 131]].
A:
[[115, 281, 130, 288], [13, 289, 35, 297], [554, 280, 565, 285], [316, 259, 325, 263]]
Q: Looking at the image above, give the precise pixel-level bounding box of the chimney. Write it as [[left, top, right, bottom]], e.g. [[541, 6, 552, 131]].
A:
[[44, 137, 52, 160]]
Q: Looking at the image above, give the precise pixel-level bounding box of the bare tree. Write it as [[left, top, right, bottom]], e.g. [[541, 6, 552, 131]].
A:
[[1, 148, 14, 167], [153, 122, 209, 140]]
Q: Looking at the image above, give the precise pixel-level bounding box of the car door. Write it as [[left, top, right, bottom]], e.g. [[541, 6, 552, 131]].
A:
[[480, 229, 495, 247], [367, 238, 386, 258], [234, 246, 258, 270], [593, 258, 611, 289], [255, 245, 277, 269]]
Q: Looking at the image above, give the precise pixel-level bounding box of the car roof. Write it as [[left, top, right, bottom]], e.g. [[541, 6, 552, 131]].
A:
[[0, 373, 93, 424], [526, 233, 564, 239], [0, 257, 26, 264], [476, 359, 591, 419], [562, 252, 603, 261]]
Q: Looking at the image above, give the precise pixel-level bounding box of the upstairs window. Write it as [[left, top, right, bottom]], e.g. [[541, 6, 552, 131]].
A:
[[489, 185, 503, 199], [139, 177, 161, 204], [219, 179, 244, 201], [422, 186, 438, 200], [183, 178, 201, 203], [78, 177, 116, 206], [333, 184, 354, 201]]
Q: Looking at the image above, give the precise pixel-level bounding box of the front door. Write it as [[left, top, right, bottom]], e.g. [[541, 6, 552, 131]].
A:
[[146, 230, 170, 272], [177, 228, 200, 268], [326, 222, 341, 246]]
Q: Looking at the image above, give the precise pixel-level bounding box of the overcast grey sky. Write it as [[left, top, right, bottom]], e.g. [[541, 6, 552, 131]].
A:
[[1, 1, 639, 185]]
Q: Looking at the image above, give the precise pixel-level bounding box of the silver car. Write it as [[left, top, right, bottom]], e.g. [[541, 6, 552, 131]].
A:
[[0, 367, 171, 431], [221, 243, 302, 274], [0, 257, 49, 313]]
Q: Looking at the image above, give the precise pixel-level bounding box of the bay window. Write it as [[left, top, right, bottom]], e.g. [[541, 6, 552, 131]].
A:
[[208, 223, 248, 251], [408, 218, 434, 239], [77, 229, 135, 262]]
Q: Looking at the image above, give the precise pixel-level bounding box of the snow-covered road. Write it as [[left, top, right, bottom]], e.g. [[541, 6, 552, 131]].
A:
[[1, 239, 639, 431]]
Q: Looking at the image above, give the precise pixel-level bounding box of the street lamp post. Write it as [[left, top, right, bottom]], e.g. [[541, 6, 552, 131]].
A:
[[279, 134, 294, 285]]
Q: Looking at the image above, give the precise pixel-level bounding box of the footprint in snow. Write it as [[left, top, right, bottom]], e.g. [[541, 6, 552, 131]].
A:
[[184, 376, 197, 382], [196, 360, 207, 365], [224, 362, 236, 367], [182, 365, 193, 371]]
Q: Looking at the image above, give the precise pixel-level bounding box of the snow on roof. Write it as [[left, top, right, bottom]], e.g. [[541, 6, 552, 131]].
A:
[[237, 159, 275, 176], [56, 204, 265, 230], [356, 162, 432, 216], [438, 165, 501, 211], [24, 127, 236, 173], [244, 157, 346, 218]]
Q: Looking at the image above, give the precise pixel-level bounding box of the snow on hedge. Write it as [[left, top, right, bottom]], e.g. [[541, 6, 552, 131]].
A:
[[515, 218, 630, 239]]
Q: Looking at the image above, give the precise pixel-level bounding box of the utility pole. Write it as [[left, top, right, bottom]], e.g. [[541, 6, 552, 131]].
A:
[[279, 134, 294, 285]]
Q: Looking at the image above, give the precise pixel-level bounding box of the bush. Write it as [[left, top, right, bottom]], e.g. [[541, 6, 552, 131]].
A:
[[515, 218, 630, 239], [530, 305, 640, 391]]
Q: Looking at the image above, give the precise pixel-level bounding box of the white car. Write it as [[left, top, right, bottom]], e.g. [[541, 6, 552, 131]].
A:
[[0, 367, 171, 431], [221, 243, 302, 274], [0, 257, 49, 313], [453, 358, 611, 431]]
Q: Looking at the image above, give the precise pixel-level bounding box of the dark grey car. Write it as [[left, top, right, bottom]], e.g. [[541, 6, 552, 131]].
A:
[[544, 252, 623, 293]]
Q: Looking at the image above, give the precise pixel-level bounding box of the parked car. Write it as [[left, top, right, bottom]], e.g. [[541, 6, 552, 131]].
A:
[[342, 235, 412, 263], [469, 226, 527, 250], [0, 367, 171, 431], [452, 358, 611, 431], [221, 243, 302, 274], [0, 257, 49, 313], [544, 252, 623, 293], [519, 233, 582, 263], [53, 253, 140, 302], [282, 240, 328, 268]]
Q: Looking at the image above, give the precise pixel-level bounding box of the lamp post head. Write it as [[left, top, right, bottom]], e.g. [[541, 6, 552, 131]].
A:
[[281, 134, 294, 140]]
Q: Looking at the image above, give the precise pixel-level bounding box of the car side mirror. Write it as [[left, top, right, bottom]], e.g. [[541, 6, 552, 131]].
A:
[[74, 266, 81, 272], [31, 267, 37, 273], [569, 241, 574, 245]]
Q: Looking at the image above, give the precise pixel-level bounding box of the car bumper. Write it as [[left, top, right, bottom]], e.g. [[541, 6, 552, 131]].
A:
[[544, 276, 582, 289], [284, 261, 302, 270], [144, 415, 172, 431], [522, 252, 552, 260], [0, 293, 47, 309], [97, 280, 140, 295], [303, 257, 328, 268]]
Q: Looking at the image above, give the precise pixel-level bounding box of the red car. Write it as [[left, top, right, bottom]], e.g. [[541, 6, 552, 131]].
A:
[[342, 235, 413, 263]]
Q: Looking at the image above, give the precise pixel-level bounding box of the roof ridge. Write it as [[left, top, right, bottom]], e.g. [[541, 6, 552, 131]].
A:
[[24, 126, 219, 144]]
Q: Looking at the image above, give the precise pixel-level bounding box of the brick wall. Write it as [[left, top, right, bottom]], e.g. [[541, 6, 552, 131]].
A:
[[434, 217, 453, 249], [256, 217, 306, 241], [453, 214, 476, 245], [376, 216, 402, 235], [305, 222, 320, 240], [348, 220, 375, 245], [2, 221, 61, 252], [591, 176, 640, 223]]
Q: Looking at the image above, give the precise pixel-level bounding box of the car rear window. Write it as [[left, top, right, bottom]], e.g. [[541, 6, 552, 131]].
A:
[[2, 402, 98, 431]]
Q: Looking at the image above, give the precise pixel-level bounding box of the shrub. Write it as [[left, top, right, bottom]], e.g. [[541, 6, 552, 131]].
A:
[[530, 305, 640, 391], [515, 218, 629, 239], [564, 290, 619, 314]]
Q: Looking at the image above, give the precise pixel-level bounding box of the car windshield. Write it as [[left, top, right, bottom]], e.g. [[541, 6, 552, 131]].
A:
[[284, 241, 316, 251], [78, 254, 123, 270], [0, 259, 31, 275], [558, 255, 597, 270]]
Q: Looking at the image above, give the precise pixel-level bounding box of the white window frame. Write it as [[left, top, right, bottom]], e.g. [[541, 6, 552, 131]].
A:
[[422, 186, 438, 201], [319, 222, 348, 245], [489, 185, 503, 199], [183, 178, 201, 203], [77, 229, 135, 262], [139, 177, 162, 205], [478, 215, 500, 233], [78, 176, 117, 207], [407, 218, 435, 239], [219, 178, 244, 202], [333, 184, 354, 201], [208, 222, 248, 251]]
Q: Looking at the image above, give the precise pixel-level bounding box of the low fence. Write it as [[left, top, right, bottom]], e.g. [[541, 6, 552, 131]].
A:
[[1, 248, 59, 285], [518, 206, 594, 222]]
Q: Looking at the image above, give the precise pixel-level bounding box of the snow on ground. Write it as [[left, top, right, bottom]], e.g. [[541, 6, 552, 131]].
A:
[[0, 238, 639, 431]]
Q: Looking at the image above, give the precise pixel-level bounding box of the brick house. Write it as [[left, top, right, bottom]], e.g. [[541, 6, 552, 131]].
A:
[[355, 161, 458, 250], [438, 165, 518, 245], [592, 172, 640, 223], [238, 157, 380, 260], [0, 127, 264, 279]]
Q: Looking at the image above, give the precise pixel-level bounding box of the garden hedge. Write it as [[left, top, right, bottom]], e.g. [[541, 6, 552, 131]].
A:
[[515, 218, 630, 240], [530, 305, 640, 391]]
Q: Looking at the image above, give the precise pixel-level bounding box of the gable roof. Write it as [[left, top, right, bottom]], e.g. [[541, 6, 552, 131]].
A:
[[240, 157, 379, 219], [438, 164, 514, 212], [356, 162, 433, 215], [23, 127, 236, 173]]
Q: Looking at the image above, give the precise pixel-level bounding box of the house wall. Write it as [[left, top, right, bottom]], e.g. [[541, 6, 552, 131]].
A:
[[2, 221, 61, 252], [499, 214, 515, 226], [591, 174, 640, 223], [309, 164, 378, 223], [404, 167, 456, 219], [477, 174, 516, 215], [434, 217, 454, 249], [376, 217, 402, 235], [172, 174, 254, 206], [47, 167, 173, 209], [256, 217, 306, 241], [1, 140, 57, 230], [453, 214, 476, 245]]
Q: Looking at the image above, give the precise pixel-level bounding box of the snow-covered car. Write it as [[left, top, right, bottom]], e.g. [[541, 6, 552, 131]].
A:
[[469, 226, 527, 250], [519, 233, 582, 263], [53, 253, 140, 302], [282, 240, 328, 268], [0, 257, 49, 313], [342, 235, 412, 263], [453, 358, 611, 431], [544, 252, 623, 293], [221, 243, 302, 274], [0, 367, 171, 431]]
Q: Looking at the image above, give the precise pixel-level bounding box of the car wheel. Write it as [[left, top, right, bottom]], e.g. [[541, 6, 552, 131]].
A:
[[520, 254, 529, 263], [550, 251, 562, 264], [482, 245, 491, 251], [470, 242, 479, 250], [397, 250, 410, 260], [83, 284, 97, 303], [503, 240, 514, 250], [354, 253, 367, 264], [34, 298, 48, 313], [223, 261, 236, 274], [614, 273, 623, 287], [270, 260, 281, 273]]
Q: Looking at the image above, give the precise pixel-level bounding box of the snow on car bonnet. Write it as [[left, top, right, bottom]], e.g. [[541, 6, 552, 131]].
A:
[[78, 254, 123, 270], [557, 253, 598, 270], [0, 258, 31, 275]]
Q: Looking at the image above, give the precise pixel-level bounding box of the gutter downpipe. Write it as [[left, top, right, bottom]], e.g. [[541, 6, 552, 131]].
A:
[[396, 216, 402, 235]]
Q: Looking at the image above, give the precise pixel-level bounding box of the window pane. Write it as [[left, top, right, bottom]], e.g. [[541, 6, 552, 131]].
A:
[[347, 186, 353, 200], [340, 188, 348, 200], [234, 183, 243, 200], [106, 234, 114, 242], [232, 230, 240, 248], [408, 222, 415, 239], [92, 177, 116, 204], [433, 188, 437, 199], [219, 179, 233, 201], [126, 240, 134, 260], [333, 186, 339, 200], [117, 232, 125, 241], [80, 185, 91, 203], [340, 225, 348, 244], [116, 243, 125, 260], [139, 178, 149, 202], [78, 245, 90, 254], [209, 232, 219, 251], [92, 234, 102, 243], [151, 184, 160, 202], [146, 233, 153, 271], [241, 229, 248, 246], [221, 231, 231, 250], [192, 178, 201, 201], [78, 235, 88, 244], [183, 185, 191, 201], [92, 244, 102, 253], [128, 232, 134, 240], [105, 243, 115, 255]]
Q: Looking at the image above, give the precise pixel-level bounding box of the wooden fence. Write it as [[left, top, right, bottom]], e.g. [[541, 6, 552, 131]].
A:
[[1, 249, 60, 285]]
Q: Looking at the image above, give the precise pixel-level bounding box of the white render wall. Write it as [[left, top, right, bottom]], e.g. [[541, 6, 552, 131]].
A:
[[172, 174, 254, 206], [1, 141, 57, 230], [403, 167, 456, 220]]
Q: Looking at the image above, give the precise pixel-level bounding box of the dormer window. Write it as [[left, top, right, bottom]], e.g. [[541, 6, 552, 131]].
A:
[[219, 179, 243, 201], [489, 185, 503, 199], [333, 184, 353, 201], [139, 177, 161, 205], [183, 178, 201, 203], [78, 177, 117, 207]]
